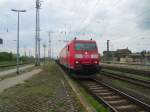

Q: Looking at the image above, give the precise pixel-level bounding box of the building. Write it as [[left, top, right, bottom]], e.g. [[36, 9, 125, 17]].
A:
[[102, 48, 132, 62], [102, 48, 150, 65]]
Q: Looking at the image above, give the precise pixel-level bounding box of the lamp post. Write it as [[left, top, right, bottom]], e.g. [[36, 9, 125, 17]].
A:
[[11, 9, 26, 74]]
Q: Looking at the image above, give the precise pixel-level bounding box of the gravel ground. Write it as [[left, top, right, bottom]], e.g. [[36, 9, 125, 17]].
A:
[[0, 62, 86, 112]]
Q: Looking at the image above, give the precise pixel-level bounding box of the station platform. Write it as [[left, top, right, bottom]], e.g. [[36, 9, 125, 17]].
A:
[[101, 63, 150, 72], [0, 62, 86, 112]]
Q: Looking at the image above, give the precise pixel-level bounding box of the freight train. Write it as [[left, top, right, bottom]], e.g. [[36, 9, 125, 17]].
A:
[[59, 38, 101, 77]]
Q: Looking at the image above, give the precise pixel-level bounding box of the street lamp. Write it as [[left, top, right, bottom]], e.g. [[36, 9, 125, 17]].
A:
[[11, 9, 26, 74]]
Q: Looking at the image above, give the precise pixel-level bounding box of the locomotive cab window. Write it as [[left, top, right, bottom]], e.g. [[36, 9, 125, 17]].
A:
[[75, 43, 97, 51]]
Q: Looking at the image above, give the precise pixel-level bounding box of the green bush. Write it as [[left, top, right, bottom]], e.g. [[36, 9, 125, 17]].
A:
[[0, 52, 13, 61]]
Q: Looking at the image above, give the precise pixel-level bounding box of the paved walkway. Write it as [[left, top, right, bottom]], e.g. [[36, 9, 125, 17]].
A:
[[0, 65, 34, 77], [0, 69, 42, 93]]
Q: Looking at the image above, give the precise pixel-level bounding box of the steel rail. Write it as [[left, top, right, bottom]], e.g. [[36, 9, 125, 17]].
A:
[[100, 69, 150, 89], [101, 65, 150, 77], [93, 78, 150, 110], [0, 62, 32, 68], [79, 78, 150, 112]]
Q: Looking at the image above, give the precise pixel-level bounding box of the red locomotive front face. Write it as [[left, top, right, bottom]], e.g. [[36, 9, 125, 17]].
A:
[[59, 39, 100, 73], [73, 41, 100, 70]]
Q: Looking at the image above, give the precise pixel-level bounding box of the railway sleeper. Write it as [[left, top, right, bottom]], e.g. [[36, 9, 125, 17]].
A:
[[97, 92, 113, 96], [89, 87, 106, 90], [85, 82, 97, 85], [86, 84, 103, 87], [108, 99, 127, 105], [100, 95, 129, 106], [98, 95, 145, 112], [109, 101, 131, 107], [88, 85, 104, 89], [116, 104, 143, 112], [93, 89, 109, 93], [103, 95, 122, 100], [88, 87, 104, 90]]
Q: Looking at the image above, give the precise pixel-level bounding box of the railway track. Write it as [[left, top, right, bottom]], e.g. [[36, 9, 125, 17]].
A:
[[101, 65, 150, 78], [79, 78, 150, 112], [58, 63, 150, 111], [0, 62, 32, 68], [100, 69, 150, 89]]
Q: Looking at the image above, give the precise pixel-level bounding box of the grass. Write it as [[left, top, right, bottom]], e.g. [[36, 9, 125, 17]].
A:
[[80, 87, 108, 112], [0, 61, 16, 65]]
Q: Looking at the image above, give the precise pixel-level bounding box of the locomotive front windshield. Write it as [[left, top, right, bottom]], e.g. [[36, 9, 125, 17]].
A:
[[75, 43, 97, 51]]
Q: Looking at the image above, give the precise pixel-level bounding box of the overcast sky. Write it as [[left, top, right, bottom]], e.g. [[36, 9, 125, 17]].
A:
[[0, 0, 150, 57]]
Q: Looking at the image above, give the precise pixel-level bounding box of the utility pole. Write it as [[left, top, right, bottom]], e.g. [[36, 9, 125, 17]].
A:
[[107, 40, 110, 52], [43, 44, 46, 63], [63, 24, 71, 42], [24, 45, 27, 57], [28, 49, 31, 57], [11, 9, 26, 74], [48, 32, 51, 60], [35, 0, 41, 66], [48, 31, 55, 60], [106, 40, 110, 63], [38, 37, 41, 65]]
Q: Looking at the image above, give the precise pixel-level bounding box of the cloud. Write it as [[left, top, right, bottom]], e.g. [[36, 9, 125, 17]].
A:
[[0, 0, 150, 57], [128, 0, 150, 30]]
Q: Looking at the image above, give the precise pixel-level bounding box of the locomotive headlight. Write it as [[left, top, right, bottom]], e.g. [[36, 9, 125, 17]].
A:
[[75, 61, 79, 64], [75, 54, 83, 59], [91, 54, 99, 59]]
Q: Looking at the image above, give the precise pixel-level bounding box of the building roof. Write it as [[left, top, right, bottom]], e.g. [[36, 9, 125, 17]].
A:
[[116, 48, 132, 54]]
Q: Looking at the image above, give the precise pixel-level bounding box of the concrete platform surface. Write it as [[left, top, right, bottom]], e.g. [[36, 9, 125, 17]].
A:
[[101, 63, 150, 71], [0, 69, 42, 93], [0, 65, 34, 77]]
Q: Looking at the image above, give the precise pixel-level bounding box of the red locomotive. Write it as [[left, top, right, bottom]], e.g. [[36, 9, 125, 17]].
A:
[[59, 38, 101, 76]]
